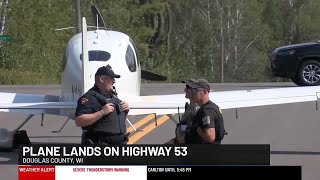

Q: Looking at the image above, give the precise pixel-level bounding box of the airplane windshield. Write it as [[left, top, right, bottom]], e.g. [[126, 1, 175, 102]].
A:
[[80, 50, 111, 61], [129, 38, 140, 67], [125, 45, 137, 72]]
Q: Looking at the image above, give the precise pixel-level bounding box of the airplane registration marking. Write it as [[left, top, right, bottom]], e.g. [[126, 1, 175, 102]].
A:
[[128, 115, 170, 144], [71, 85, 82, 102], [126, 114, 155, 133]]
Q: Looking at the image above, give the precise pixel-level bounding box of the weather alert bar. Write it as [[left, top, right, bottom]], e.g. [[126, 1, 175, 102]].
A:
[[18, 165, 146, 180], [17, 144, 301, 180]]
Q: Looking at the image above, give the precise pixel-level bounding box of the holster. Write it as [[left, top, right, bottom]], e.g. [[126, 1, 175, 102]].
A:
[[123, 132, 130, 144], [81, 130, 129, 145], [81, 131, 94, 145]]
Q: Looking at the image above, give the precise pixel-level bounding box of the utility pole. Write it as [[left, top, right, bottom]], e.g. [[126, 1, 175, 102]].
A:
[[74, 0, 81, 34]]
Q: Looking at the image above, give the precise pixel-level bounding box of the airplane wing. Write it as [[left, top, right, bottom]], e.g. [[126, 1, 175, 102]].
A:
[[211, 86, 320, 109], [0, 92, 184, 117], [0, 92, 67, 115], [132, 86, 320, 115], [1, 86, 320, 116]]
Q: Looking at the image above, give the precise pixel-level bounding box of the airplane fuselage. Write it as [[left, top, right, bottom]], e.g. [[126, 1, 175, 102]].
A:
[[61, 30, 141, 104]]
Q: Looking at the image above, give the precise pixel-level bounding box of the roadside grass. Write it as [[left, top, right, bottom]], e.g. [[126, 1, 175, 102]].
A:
[[0, 68, 58, 84]]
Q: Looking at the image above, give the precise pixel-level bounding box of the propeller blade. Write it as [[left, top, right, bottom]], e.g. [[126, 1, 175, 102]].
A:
[[91, 5, 106, 29]]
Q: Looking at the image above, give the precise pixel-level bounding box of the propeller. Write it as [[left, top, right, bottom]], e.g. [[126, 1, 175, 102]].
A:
[[90, 5, 167, 82], [91, 5, 106, 29]]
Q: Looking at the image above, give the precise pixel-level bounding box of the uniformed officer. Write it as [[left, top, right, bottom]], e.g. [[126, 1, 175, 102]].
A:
[[74, 65, 130, 145], [183, 78, 225, 144], [165, 81, 200, 144], [175, 101, 199, 142], [180, 82, 201, 131]]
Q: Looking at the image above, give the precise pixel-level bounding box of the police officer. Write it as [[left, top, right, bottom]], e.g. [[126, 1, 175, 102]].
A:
[[183, 78, 225, 144], [74, 65, 130, 145], [179, 82, 200, 132], [165, 81, 200, 144]]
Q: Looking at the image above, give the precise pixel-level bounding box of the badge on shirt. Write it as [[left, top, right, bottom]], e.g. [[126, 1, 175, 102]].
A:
[[202, 116, 211, 125], [80, 97, 88, 104]]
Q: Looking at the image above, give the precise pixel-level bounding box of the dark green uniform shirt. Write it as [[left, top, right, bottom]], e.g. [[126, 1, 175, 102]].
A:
[[185, 100, 223, 144]]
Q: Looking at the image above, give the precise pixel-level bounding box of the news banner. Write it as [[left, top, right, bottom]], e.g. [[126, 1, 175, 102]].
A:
[[18, 144, 301, 180]]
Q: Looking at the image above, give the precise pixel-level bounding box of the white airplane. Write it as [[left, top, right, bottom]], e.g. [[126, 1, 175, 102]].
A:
[[1, 6, 320, 149]]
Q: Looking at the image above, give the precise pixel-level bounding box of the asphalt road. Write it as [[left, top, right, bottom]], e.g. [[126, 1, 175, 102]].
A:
[[0, 83, 319, 180]]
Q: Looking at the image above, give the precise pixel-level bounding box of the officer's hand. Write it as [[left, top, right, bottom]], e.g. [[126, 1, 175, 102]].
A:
[[121, 101, 130, 113], [176, 134, 185, 144], [100, 103, 114, 116]]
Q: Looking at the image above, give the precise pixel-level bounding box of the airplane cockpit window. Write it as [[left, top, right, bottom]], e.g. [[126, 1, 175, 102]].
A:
[[125, 45, 137, 72], [80, 50, 111, 61], [129, 38, 140, 67]]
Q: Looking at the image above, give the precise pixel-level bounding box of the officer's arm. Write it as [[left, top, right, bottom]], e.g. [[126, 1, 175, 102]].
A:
[[75, 101, 114, 127], [197, 127, 215, 143], [196, 109, 216, 143], [75, 112, 105, 127]]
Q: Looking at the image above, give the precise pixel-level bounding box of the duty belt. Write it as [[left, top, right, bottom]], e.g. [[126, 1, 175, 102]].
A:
[[82, 130, 129, 145]]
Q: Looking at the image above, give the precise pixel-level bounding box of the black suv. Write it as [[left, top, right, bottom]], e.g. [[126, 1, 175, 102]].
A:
[[270, 41, 320, 86]]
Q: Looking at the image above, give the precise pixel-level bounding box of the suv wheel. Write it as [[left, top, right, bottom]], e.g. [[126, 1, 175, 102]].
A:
[[298, 60, 320, 86]]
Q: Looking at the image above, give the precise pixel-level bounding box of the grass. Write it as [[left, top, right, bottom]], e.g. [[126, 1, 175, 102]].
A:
[[0, 68, 59, 85]]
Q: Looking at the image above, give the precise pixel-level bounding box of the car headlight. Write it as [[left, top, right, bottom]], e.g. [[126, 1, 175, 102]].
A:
[[277, 50, 296, 56], [269, 48, 279, 61]]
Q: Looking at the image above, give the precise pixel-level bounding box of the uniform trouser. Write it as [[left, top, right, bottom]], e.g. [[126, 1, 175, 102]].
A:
[[81, 131, 129, 145]]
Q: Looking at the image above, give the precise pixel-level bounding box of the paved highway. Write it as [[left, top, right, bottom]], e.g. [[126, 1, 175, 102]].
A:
[[0, 83, 319, 180]]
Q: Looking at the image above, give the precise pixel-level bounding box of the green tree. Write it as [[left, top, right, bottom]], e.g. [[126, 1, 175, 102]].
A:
[[1, 0, 74, 84]]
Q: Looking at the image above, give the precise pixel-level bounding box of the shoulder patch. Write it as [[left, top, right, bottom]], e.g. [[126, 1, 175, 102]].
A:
[[202, 116, 211, 125], [80, 97, 89, 104]]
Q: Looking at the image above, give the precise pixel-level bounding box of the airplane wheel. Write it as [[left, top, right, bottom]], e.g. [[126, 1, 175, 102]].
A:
[[12, 130, 31, 149]]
